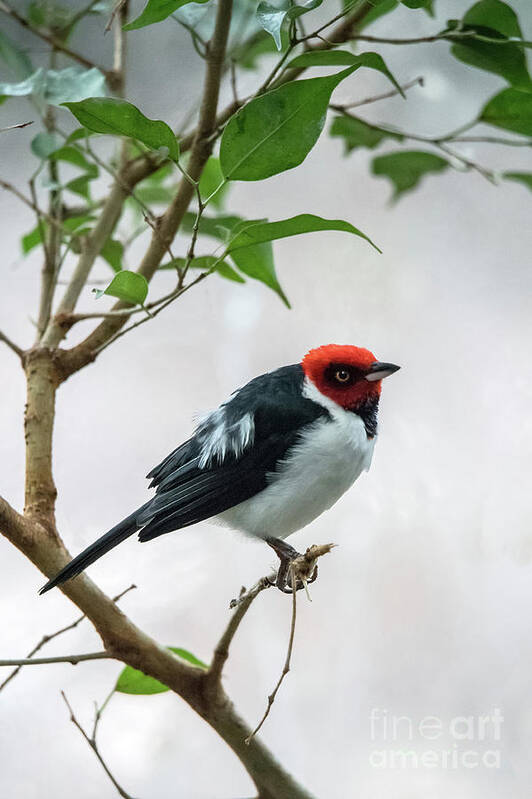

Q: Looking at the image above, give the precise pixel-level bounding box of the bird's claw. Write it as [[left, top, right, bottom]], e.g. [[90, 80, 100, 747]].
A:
[[266, 537, 319, 594]]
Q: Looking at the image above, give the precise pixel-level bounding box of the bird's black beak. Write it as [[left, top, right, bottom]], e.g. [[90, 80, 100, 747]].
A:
[[365, 361, 401, 382]]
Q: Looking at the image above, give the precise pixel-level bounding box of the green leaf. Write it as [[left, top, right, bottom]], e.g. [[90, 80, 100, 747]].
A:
[[450, 1, 531, 90], [124, 0, 211, 31], [100, 239, 124, 271], [0, 30, 33, 80], [63, 98, 180, 162], [65, 126, 95, 144], [220, 68, 356, 181], [257, 0, 322, 50], [286, 51, 403, 96], [135, 185, 176, 205], [44, 67, 107, 105], [480, 87, 532, 134], [234, 33, 278, 70], [359, 0, 398, 30], [160, 255, 245, 282], [330, 115, 403, 153], [0, 66, 106, 106], [115, 647, 207, 694], [21, 225, 45, 255], [371, 150, 449, 200], [94, 270, 148, 305], [65, 174, 92, 200], [181, 211, 244, 242], [462, 0, 523, 39], [28, 0, 73, 32], [51, 145, 98, 176], [401, 0, 434, 14], [503, 171, 532, 191], [30, 132, 62, 159], [62, 214, 95, 233], [230, 240, 290, 306], [199, 156, 229, 208], [227, 213, 380, 253]]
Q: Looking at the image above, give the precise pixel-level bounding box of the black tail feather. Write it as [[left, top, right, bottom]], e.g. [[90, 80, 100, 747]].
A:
[[39, 505, 148, 595]]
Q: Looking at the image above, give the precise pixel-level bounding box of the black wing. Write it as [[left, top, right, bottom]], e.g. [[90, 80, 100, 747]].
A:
[[39, 364, 326, 593], [138, 364, 327, 540]]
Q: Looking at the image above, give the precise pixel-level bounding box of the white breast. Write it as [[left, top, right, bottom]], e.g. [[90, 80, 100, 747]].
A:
[[217, 397, 375, 540]]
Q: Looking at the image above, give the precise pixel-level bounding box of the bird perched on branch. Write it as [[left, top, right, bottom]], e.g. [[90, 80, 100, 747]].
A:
[[40, 344, 399, 595]]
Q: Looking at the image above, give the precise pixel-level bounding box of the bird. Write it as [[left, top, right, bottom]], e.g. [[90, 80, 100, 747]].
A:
[[39, 344, 399, 595]]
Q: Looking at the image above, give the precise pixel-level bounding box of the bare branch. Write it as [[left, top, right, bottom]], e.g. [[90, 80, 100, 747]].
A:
[[330, 108, 499, 183], [208, 577, 274, 688], [0, 178, 65, 233], [0, 121, 33, 132], [61, 691, 137, 799], [36, 54, 64, 343], [0, 652, 111, 667], [298, 27, 478, 47], [109, 0, 128, 96], [1, 489, 315, 798], [0, 329, 24, 359], [245, 573, 298, 746], [105, 0, 126, 34], [0, 584, 135, 691], [337, 76, 424, 110]]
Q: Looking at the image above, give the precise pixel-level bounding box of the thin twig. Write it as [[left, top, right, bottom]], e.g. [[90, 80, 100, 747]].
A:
[[105, 0, 125, 34], [437, 141, 497, 183], [0, 0, 110, 76], [230, 59, 238, 105], [453, 135, 532, 146], [68, 0, 101, 30], [91, 266, 216, 355], [0, 329, 24, 359], [208, 577, 274, 687], [61, 692, 137, 799], [0, 584, 135, 691], [0, 178, 65, 233], [110, 0, 128, 95], [338, 76, 424, 110], [245, 570, 298, 745], [330, 108, 499, 183], [0, 652, 111, 667], [299, 27, 478, 46], [0, 121, 33, 132]]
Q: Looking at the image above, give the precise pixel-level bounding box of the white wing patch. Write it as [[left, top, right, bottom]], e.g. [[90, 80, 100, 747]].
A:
[[196, 406, 254, 468]]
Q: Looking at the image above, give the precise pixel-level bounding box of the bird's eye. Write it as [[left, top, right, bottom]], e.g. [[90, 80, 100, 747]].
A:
[[335, 368, 351, 383]]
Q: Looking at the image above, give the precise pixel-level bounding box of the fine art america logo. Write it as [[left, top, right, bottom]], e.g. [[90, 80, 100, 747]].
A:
[[369, 708, 503, 770]]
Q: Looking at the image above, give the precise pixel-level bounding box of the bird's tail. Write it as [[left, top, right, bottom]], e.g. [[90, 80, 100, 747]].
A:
[[39, 503, 149, 595]]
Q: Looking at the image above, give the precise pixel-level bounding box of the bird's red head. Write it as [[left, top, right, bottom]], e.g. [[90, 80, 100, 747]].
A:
[[301, 344, 400, 411]]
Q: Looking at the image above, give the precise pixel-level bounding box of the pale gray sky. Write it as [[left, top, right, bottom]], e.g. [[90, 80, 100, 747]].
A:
[[1, 2, 532, 798]]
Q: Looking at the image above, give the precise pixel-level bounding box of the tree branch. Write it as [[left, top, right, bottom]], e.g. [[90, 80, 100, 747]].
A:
[[0, 488, 315, 798], [0, 584, 135, 691], [0, 120, 33, 132], [337, 75, 424, 110], [0, 0, 111, 77], [208, 576, 274, 688], [331, 108, 499, 183], [0, 329, 24, 359], [57, 0, 235, 374], [0, 652, 111, 667], [61, 691, 137, 799], [0, 178, 65, 233], [245, 575, 297, 746]]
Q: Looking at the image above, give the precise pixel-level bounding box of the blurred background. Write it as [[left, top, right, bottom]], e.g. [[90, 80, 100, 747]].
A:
[[1, 1, 532, 797]]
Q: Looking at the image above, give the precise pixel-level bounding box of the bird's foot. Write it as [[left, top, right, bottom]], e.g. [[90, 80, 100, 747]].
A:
[[266, 537, 330, 596]]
